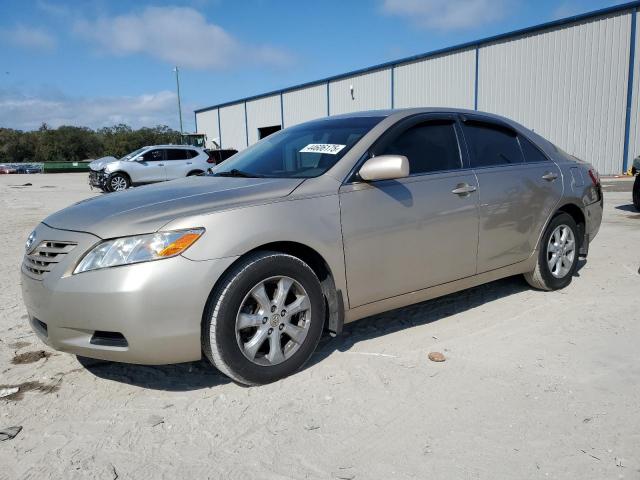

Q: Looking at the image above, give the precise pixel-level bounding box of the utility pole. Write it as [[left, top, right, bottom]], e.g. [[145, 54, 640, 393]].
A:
[[173, 66, 183, 136]]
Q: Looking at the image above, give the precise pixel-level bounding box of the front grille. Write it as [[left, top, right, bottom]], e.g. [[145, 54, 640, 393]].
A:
[[89, 170, 106, 186], [22, 241, 77, 279], [90, 331, 128, 347]]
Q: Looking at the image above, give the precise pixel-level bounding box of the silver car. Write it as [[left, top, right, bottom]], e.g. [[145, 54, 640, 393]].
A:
[[21, 109, 603, 385], [89, 145, 212, 192]]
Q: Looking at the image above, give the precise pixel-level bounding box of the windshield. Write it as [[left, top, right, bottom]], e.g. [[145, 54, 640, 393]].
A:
[[119, 147, 148, 161], [212, 116, 384, 178]]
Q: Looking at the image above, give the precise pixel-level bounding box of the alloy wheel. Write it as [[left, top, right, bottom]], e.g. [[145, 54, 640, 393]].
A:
[[235, 276, 311, 366], [110, 176, 128, 191], [546, 224, 576, 278]]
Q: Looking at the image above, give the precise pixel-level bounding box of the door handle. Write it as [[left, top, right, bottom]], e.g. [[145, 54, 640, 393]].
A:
[[158, 163, 165, 166], [542, 172, 558, 182], [186, 162, 192, 165], [451, 183, 477, 195]]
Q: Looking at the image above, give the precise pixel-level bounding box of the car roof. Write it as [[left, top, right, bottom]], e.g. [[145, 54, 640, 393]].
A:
[[327, 107, 511, 122], [323, 107, 537, 139], [142, 145, 204, 149]]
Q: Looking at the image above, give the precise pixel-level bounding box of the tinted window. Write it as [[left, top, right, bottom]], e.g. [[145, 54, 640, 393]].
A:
[[165, 149, 189, 160], [213, 116, 384, 178], [187, 150, 199, 158], [464, 122, 524, 167], [519, 136, 549, 163], [142, 149, 164, 162], [379, 121, 461, 174]]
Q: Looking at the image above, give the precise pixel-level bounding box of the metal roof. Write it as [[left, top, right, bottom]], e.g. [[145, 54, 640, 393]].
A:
[[195, 1, 640, 114]]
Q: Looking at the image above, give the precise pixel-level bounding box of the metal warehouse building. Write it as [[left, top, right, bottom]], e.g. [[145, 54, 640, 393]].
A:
[[195, 1, 640, 175]]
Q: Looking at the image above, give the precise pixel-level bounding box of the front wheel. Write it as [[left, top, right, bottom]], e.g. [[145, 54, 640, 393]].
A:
[[633, 175, 640, 211], [202, 252, 325, 385], [107, 173, 130, 192], [524, 212, 579, 291]]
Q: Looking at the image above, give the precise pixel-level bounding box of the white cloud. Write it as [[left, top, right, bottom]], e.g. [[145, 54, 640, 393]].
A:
[[381, 0, 508, 30], [36, 0, 73, 18], [3, 25, 57, 51], [73, 6, 291, 70], [0, 88, 186, 131], [550, 2, 582, 20]]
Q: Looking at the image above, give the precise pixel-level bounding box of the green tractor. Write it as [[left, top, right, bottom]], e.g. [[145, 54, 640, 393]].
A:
[[180, 133, 214, 149]]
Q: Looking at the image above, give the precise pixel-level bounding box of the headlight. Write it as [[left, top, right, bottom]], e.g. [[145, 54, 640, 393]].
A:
[[25, 230, 37, 253], [73, 229, 204, 274]]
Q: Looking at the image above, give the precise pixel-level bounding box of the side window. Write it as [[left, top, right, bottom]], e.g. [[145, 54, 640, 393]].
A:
[[463, 122, 524, 167], [142, 149, 164, 162], [187, 150, 200, 159], [379, 121, 462, 174], [519, 136, 549, 163], [165, 149, 188, 160]]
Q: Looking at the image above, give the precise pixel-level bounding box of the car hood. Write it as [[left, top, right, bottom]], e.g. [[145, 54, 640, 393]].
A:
[[43, 176, 305, 238], [89, 156, 118, 171]]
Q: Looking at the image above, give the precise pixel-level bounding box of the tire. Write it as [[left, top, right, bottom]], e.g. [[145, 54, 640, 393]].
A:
[[633, 175, 640, 211], [107, 173, 130, 192], [524, 212, 579, 291], [202, 251, 325, 385]]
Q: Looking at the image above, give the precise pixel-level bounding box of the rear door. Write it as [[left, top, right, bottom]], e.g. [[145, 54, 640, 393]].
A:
[[340, 114, 480, 307], [164, 148, 191, 179], [131, 148, 166, 183], [460, 118, 562, 273]]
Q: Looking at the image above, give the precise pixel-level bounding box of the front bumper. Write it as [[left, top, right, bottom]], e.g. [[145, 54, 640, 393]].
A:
[[21, 223, 237, 364], [89, 169, 107, 188]]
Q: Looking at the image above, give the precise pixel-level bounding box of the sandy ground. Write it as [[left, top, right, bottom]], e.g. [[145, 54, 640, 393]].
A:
[[0, 173, 639, 480]]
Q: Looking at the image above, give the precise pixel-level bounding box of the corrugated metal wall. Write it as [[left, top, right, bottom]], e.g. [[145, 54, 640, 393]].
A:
[[394, 49, 476, 109], [329, 69, 391, 115], [628, 10, 640, 169], [283, 84, 327, 127], [195, 108, 219, 149], [219, 103, 247, 151], [246, 95, 282, 145], [479, 12, 631, 175], [196, 6, 638, 173]]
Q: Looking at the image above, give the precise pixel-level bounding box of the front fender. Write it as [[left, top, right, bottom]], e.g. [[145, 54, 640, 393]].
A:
[[163, 194, 348, 298]]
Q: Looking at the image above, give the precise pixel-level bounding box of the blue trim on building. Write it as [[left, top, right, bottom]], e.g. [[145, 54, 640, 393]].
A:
[[326, 81, 330, 116], [280, 92, 284, 128], [474, 47, 480, 111], [194, 1, 640, 114], [623, 9, 638, 173], [217, 108, 222, 147], [390, 66, 395, 109], [244, 102, 249, 147]]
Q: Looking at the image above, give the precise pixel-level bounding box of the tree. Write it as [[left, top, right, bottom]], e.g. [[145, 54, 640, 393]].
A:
[[0, 124, 181, 163]]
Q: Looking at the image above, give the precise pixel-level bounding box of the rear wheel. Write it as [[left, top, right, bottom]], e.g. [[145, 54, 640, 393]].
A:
[[202, 252, 325, 385], [633, 175, 640, 211], [524, 212, 579, 291], [107, 173, 130, 192]]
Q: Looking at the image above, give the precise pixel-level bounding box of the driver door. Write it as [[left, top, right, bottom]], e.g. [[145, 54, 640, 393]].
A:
[[131, 148, 167, 183], [339, 115, 480, 308]]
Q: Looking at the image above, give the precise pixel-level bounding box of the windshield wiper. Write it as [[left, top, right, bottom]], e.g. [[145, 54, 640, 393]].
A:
[[214, 169, 263, 178]]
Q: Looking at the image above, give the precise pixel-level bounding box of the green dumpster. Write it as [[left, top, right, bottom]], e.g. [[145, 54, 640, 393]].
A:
[[42, 161, 91, 173]]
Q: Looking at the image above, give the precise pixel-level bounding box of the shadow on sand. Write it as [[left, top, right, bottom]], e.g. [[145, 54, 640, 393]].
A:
[[615, 203, 638, 213], [79, 263, 586, 391]]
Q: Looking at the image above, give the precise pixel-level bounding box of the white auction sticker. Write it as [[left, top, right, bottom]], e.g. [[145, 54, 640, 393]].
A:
[[299, 144, 346, 155]]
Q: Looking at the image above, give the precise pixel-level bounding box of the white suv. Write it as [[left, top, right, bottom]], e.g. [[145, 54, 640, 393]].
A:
[[89, 145, 212, 192]]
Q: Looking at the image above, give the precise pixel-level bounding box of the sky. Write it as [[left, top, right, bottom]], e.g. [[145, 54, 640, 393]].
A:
[[0, 0, 627, 132]]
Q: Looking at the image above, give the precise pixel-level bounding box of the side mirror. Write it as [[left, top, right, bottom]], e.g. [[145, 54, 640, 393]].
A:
[[359, 155, 409, 181]]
